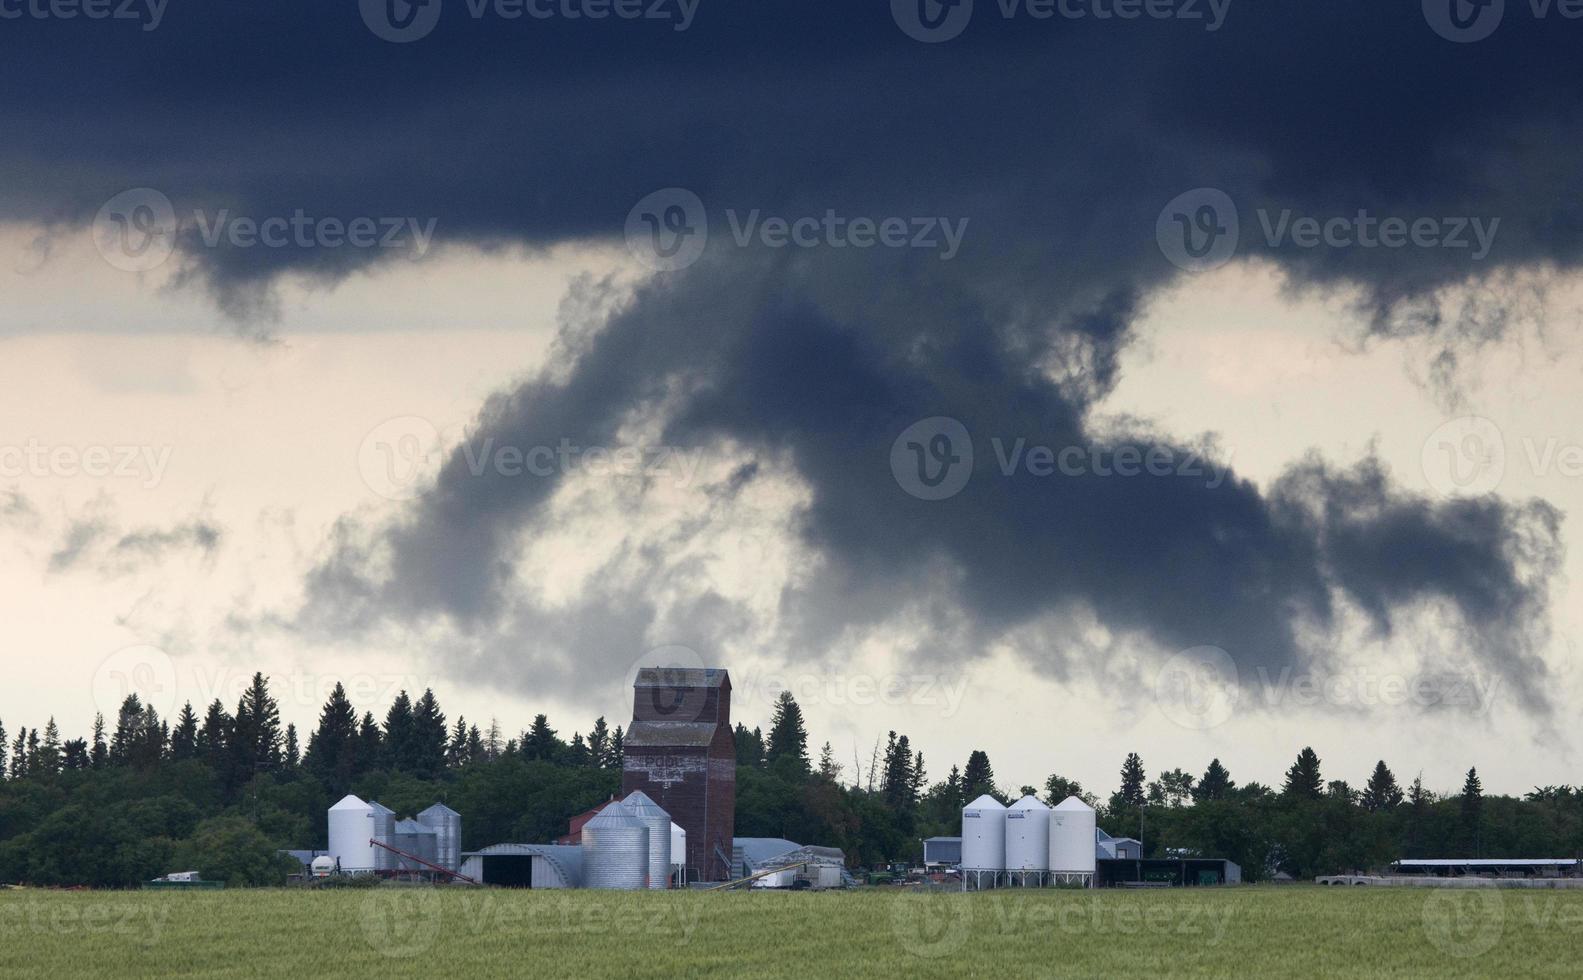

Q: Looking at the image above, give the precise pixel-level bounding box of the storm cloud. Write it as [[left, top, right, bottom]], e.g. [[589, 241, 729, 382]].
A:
[[5, 2, 1576, 709]]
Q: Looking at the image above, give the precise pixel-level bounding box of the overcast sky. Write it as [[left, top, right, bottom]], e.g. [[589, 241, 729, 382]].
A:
[[2, 2, 1581, 800]]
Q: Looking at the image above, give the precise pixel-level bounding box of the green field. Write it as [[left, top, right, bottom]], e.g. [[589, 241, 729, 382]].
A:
[[0, 885, 1578, 978]]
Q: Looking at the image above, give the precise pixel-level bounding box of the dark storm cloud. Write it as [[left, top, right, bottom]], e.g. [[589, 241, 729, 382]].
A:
[[4, 3, 1574, 706]]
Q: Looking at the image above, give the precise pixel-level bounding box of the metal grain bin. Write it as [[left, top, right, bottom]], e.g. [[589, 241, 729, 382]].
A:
[[417, 802, 462, 873], [328, 794, 377, 873], [369, 800, 397, 871], [622, 790, 673, 889], [961, 794, 1007, 871], [1005, 795, 1050, 874], [582, 801, 649, 890], [392, 818, 438, 871]]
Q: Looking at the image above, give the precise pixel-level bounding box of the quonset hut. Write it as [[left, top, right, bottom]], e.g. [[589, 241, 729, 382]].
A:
[[621, 667, 736, 882]]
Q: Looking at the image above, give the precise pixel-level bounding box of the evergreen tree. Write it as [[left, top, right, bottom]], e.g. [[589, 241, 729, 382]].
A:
[[1361, 761, 1403, 812], [357, 712, 383, 773], [382, 691, 416, 772], [38, 718, 62, 777], [89, 713, 108, 769], [1282, 747, 1324, 800], [881, 733, 915, 809], [733, 723, 765, 768], [198, 699, 233, 768], [170, 703, 199, 761], [1119, 752, 1147, 807], [61, 738, 89, 770], [410, 689, 448, 778], [447, 717, 469, 769], [568, 732, 590, 767], [911, 750, 927, 804], [1193, 759, 1235, 802], [962, 750, 996, 801], [610, 725, 624, 768], [1461, 767, 1484, 854], [8, 728, 25, 779], [304, 683, 359, 791], [0, 719, 6, 778], [25, 729, 41, 778], [232, 672, 283, 776], [523, 714, 564, 762], [765, 691, 810, 775], [466, 724, 484, 765], [284, 724, 301, 768], [484, 718, 503, 762], [588, 717, 610, 768], [109, 694, 144, 765]]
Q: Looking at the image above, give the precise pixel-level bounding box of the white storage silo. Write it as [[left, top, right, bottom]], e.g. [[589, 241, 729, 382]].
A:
[[369, 800, 397, 871], [671, 822, 687, 884], [1005, 795, 1050, 880], [1048, 796, 1097, 881], [582, 801, 649, 890], [623, 791, 673, 889], [417, 803, 462, 873], [328, 794, 379, 873], [961, 794, 1007, 875]]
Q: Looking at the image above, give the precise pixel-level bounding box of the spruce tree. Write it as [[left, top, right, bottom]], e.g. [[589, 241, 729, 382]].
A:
[[1461, 767, 1484, 854], [383, 691, 415, 772], [1119, 752, 1147, 807], [588, 717, 610, 768], [765, 691, 810, 775], [962, 750, 996, 801], [1282, 747, 1324, 800], [411, 689, 448, 777], [170, 703, 198, 760], [1361, 761, 1403, 812], [305, 683, 358, 790], [1193, 759, 1234, 802], [90, 713, 108, 769]]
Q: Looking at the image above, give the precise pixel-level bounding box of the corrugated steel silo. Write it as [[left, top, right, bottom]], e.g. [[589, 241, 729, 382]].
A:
[[1048, 796, 1098, 875], [369, 800, 397, 871], [417, 802, 462, 873], [960, 794, 1007, 871], [328, 794, 378, 873], [392, 818, 438, 870], [582, 801, 650, 890], [1005, 795, 1050, 873], [623, 790, 673, 889]]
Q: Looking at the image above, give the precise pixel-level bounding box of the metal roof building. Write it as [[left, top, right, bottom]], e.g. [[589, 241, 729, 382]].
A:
[[459, 844, 586, 888], [923, 837, 962, 867]]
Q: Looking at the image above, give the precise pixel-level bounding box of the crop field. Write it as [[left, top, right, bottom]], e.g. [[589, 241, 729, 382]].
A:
[[0, 884, 1578, 978]]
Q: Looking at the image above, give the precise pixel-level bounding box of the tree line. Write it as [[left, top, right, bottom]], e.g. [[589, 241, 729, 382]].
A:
[[0, 678, 1579, 885]]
